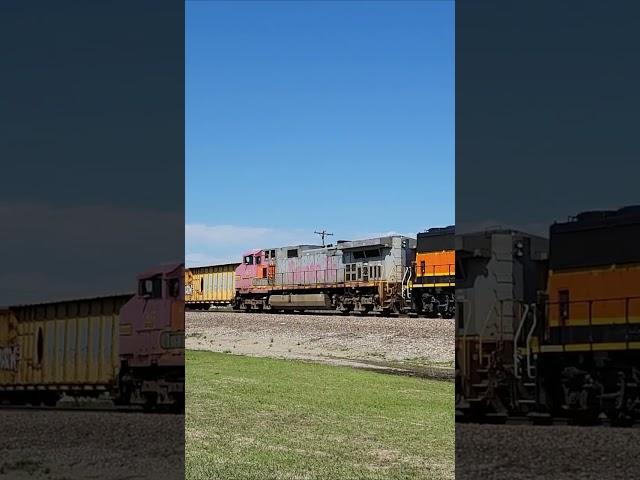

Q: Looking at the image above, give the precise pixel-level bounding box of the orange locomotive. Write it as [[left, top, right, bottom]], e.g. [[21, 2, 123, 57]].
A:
[[412, 226, 455, 318], [536, 207, 640, 421]]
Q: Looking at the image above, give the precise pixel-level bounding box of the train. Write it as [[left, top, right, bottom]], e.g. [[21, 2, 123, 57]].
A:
[[456, 205, 640, 424], [0, 263, 184, 411], [185, 227, 455, 317]]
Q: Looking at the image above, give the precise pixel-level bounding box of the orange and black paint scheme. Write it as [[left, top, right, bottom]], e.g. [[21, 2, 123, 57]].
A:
[[534, 207, 640, 421], [413, 226, 455, 318]]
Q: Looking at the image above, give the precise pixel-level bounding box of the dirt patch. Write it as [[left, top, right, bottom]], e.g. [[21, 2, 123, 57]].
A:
[[186, 311, 454, 376]]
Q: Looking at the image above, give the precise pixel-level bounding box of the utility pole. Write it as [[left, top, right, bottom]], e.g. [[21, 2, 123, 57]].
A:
[[314, 229, 334, 247]]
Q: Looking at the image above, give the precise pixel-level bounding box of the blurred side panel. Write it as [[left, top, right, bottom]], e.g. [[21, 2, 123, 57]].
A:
[[457, 1, 640, 479], [0, 1, 184, 479]]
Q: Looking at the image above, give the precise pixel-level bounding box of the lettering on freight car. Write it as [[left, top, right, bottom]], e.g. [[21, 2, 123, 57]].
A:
[[185, 284, 193, 295], [0, 345, 20, 371]]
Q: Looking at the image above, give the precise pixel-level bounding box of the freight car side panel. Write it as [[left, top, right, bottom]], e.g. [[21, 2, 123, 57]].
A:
[[0, 295, 129, 388], [185, 263, 238, 305]]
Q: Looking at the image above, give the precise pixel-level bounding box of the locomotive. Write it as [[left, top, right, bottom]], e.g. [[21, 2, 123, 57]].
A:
[[0, 263, 184, 411], [233, 236, 416, 315], [456, 206, 640, 424], [412, 226, 455, 318]]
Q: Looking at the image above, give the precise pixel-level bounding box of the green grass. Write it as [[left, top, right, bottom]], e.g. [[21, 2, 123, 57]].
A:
[[186, 350, 453, 480]]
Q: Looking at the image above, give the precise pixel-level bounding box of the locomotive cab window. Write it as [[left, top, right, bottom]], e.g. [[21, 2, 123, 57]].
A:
[[256, 255, 261, 265], [167, 278, 180, 298], [244, 255, 254, 265], [139, 276, 162, 299], [287, 249, 298, 258], [353, 251, 365, 260], [365, 249, 380, 258]]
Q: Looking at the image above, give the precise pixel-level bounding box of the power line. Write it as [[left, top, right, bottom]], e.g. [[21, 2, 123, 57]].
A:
[[314, 229, 334, 247]]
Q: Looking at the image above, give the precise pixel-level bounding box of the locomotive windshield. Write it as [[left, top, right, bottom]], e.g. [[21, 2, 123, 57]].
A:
[[167, 278, 180, 298], [244, 255, 254, 265], [139, 276, 162, 298]]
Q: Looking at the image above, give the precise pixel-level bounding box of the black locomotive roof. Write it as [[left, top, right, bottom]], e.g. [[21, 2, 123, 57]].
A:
[[552, 205, 640, 233], [417, 225, 454, 252], [550, 205, 640, 270]]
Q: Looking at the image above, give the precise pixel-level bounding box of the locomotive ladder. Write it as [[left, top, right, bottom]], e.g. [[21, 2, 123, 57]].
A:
[[401, 266, 412, 301], [513, 303, 538, 380]]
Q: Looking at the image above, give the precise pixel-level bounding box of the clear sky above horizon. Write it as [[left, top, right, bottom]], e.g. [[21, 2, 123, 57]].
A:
[[186, 0, 454, 266]]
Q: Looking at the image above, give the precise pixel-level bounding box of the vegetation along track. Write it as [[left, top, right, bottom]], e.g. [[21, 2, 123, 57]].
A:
[[186, 311, 454, 381]]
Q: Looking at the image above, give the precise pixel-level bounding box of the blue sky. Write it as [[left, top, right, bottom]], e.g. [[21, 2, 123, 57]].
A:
[[186, 0, 454, 266]]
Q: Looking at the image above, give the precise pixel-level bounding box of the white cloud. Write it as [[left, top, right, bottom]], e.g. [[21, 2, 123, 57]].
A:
[[185, 224, 319, 267]]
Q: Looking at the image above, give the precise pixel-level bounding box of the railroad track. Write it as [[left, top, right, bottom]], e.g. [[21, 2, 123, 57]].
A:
[[186, 307, 449, 320]]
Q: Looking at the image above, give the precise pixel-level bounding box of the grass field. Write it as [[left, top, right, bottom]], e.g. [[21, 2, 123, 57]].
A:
[[186, 350, 453, 480]]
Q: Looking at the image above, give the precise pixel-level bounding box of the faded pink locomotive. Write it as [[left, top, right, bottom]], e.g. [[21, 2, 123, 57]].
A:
[[233, 237, 416, 314]]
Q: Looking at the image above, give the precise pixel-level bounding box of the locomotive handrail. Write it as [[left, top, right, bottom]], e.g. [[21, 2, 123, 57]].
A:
[[525, 303, 537, 378], [414, 262, 455, 288], [543, 296, 640, 347], [478, 299, 500, 369], [513, 303, 530, 379]]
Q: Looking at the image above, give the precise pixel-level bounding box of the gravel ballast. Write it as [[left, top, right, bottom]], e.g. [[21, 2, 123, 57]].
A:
[[457, 423, 640, 479], [186, 311, 454, 374], [0, 411, 184, 479]]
